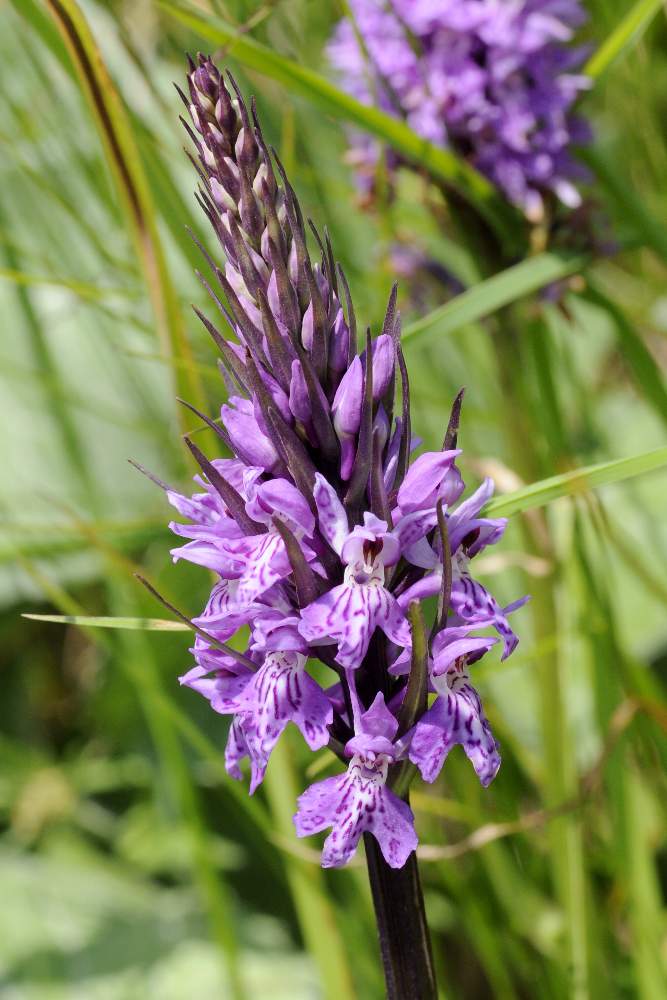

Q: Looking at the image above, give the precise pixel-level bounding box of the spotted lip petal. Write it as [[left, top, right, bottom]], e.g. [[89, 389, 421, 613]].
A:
[[294, 757, 417, 869], [408, 674, 501, 787]]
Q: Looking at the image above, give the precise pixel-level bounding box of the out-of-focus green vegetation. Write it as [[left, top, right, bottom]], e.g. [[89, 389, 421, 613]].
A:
[[1, 1, 666, 997]]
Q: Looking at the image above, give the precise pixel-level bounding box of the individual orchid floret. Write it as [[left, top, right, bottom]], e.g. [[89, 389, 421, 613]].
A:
[[328, 0, 591, 219], [399, 477, 529, 657], [182, 617, 332, 794], [172, 476, 318, 604], [294, 693, 417, 868], [406, 627, 501, 787], [298, 475, 410, 669]]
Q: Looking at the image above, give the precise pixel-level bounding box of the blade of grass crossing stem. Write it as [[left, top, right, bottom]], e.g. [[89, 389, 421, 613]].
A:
[[585, 0, 665, 79], [486, 446, 667, 517], [583, 285, 667, 429], [41, 0, 206, 436], [401, 252, 588, 344], [15, 530, 246, 993], [262, 736, 357, 1000], [22, 613, 191, 630], [160, 0, 517, 242]]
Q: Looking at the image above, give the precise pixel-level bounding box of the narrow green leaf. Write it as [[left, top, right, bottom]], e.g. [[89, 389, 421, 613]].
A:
[[586, 0, 664, 79], [160, 0, 516, 238], [486, 447, 667, 518], [402, 252, 587, 344], [22, 613, 190, 631]]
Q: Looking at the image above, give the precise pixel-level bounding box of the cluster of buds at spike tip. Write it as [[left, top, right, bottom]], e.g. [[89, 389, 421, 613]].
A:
[[156, 56, 528, 870]]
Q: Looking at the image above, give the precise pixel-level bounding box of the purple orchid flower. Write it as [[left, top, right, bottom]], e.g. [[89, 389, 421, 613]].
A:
[[298, 474, 411, 669], [181, 617, 332, 794], [399, 477, 529, 657], [147, 60, 529, 878], [294, 693, 417, 868], [328, 0, 591, 218], [406, 627, 501, 787]]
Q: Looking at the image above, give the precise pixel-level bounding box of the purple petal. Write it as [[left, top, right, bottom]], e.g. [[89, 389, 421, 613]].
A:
[[396, 449, 463, 515], [313, 473, 349, 555], [408, 683, 501, 787]]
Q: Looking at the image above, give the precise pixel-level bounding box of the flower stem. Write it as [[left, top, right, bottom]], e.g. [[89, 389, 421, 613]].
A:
[[363, 832, 437, 999]]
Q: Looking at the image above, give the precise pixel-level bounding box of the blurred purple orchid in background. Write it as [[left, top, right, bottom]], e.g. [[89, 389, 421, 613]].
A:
[[328, 0, 591, 220]]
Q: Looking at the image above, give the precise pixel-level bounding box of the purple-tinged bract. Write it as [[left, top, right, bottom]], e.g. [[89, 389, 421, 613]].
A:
[[328, 0, 591, 219], [157, 55, 528, 869]]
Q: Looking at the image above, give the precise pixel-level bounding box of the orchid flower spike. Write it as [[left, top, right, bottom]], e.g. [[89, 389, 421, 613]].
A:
[[151, 56, 528, 869]]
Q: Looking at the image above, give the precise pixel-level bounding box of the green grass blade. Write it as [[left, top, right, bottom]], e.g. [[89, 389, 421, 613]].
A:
[[486, 447, 667, 517], [38, 0, 206, 428], [160, 0, 516, 239], [22, 613, 190, 631], [402, 252, 587, 344], [586, 0, 665, 78]]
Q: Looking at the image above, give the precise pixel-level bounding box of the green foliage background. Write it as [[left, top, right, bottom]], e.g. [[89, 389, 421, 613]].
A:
[[1, 1, 666, 997]]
